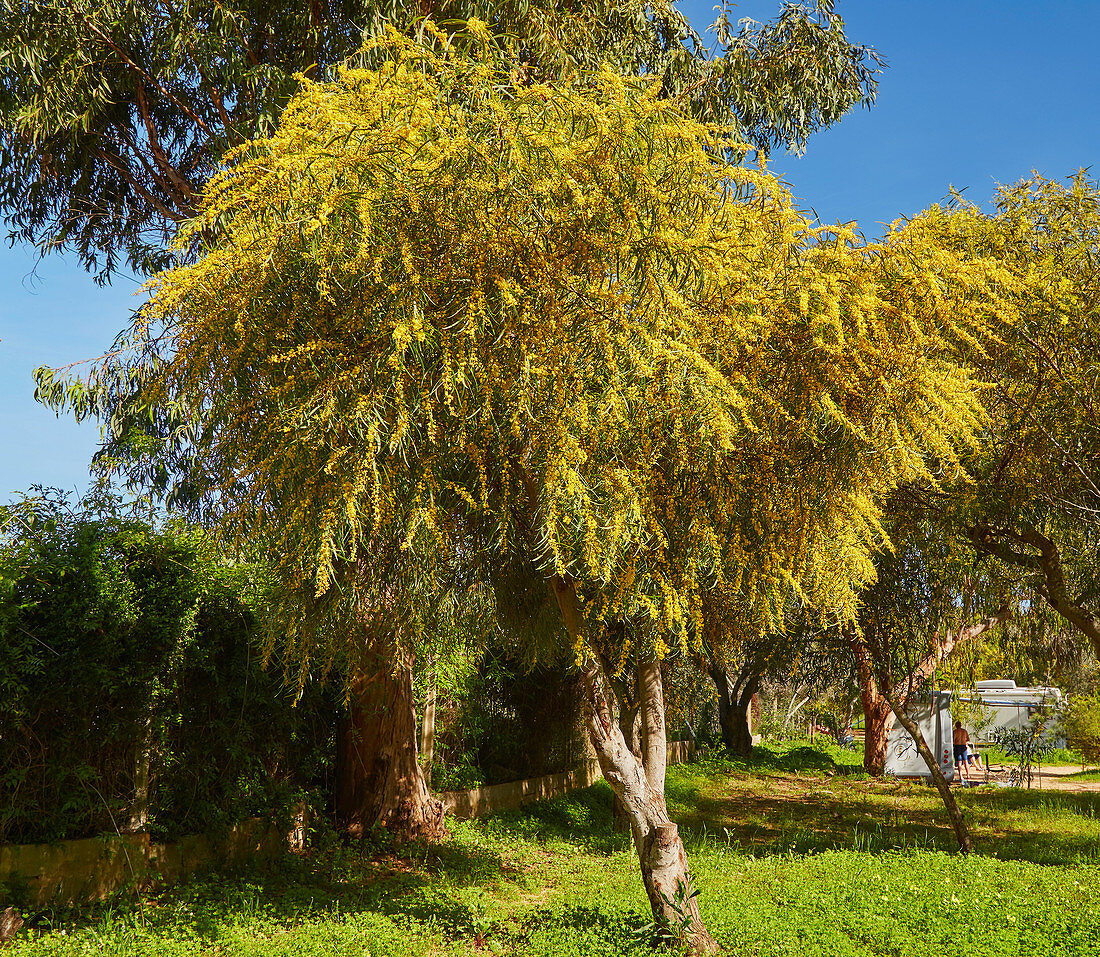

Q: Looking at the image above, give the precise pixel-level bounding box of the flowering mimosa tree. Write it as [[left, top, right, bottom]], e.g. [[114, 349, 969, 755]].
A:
[[132, 25, 1018, 949]]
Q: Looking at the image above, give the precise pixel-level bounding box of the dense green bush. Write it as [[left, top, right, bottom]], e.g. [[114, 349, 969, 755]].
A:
[[1061, 692, 1100, 764], [429, 646, 588, 790], [0, 492, 338, 844]]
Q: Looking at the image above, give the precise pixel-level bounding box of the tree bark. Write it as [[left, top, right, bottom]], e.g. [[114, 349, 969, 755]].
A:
[[125, 713, 154, 833], [550, 577, 717, 955], [881, 687, 973, 854], [335, 633, 445, 842], [711, 665, 757, 756]]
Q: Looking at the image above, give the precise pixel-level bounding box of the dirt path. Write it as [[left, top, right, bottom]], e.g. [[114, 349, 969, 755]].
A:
[[1024, 765, 1100, 792]]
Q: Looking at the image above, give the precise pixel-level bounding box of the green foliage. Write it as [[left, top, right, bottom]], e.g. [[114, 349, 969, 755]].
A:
[[431, 650, 586, 789], [915, 174, 1100, 658], [3, 0, 880, 281], [0, 490, 337, 844], [110, 27, 1008, 680], [1062, 693, 1100, 764]]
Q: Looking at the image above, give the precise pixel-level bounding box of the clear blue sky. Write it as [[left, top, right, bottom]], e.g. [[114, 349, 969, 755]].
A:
[[2, 0, 1098, 505]]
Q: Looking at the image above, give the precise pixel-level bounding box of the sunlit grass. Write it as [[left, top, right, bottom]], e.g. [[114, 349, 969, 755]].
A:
[[9, 741, 1100, 956]]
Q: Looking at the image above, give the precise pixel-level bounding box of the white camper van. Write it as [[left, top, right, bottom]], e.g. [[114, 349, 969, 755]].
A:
[[955, 680, 1065, 747], [884, 691, 956, 780], [883, 681, 1065, 780]]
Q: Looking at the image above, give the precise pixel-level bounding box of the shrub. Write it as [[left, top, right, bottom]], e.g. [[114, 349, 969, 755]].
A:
[[1062, 692, 1100, 765], [0, 491, 338, 844]]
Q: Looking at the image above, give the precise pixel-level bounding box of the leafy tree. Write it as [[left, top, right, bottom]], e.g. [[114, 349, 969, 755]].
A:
[[842, 512, 1021, 852], [846, 512, 1015, 776], [936, 176, 1100, 656], [1061, 692, 1100, 766], [20, 0, 883, 841], [107, 29, 1014, 945], [2, 0, 881, 281], [696, 598, 815, 755]]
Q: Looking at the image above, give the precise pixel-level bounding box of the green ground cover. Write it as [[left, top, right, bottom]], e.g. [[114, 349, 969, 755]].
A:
[[9, 742, 1100, 956]]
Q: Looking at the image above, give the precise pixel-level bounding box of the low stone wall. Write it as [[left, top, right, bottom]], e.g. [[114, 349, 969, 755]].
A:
[[0, 816, 303, 906], [441, 740, 697, 819], [2, 744, 698, 902]]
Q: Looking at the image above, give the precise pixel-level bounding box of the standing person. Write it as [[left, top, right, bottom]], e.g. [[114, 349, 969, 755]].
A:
[[953, 721, 971, 782]]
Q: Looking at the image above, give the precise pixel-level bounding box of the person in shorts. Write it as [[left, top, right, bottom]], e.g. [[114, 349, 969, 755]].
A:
[[953, 721, 971, 781]]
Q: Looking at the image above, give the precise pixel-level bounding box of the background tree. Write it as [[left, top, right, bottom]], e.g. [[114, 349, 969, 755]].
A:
[[848, 510, 1015, 775], [2, 0, 881, 281], [939, 176, 1100, 655], [696, 599, 814, 755], [0, 489, 337, 845], [1062, 693, 1100, 767]]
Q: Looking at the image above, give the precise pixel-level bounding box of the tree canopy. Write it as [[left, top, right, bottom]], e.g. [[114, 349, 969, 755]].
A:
[[3, 0, 880, 281], [118, 26, 1012, 672], [889, 175, 1100, 658]]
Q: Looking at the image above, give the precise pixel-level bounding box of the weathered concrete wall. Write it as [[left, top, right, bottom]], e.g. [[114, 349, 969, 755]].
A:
[[2, 744, 698, 902], [0, 816, 303, 906], [441, 741, 697, 819]]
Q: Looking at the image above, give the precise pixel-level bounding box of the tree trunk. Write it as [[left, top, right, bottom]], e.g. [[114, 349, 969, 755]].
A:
[[420, 680, 437, 773], [125, 713, 154, 833], [882, 688, 973, 854], [851, 641, 895, 776], [550, 577, 717, 955], [335, 633, 445, 842], [861, 693, 894, 776], [613, 695, 641, 834], [711, 666, 758, 757]]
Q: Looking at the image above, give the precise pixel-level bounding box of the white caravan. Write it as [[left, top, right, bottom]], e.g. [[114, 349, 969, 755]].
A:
[[955, 680, 1066, 747], [884, 691, 956, 780], [883, 681, 1066, 780]]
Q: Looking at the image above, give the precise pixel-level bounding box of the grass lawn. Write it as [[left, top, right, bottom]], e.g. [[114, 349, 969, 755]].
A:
[[9, 741, 1100, 956]]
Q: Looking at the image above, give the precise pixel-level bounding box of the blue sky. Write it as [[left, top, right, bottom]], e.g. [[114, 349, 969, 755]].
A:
[[2, 0, 1098, 505]]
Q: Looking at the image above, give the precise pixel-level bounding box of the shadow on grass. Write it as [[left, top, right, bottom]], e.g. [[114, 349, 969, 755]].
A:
[[671, 749, 1100, 866], [37, 834, 516, 942], [1058, 768, 1100, 781], [485, 780, 623, 856], [714, 744, 865, 776]]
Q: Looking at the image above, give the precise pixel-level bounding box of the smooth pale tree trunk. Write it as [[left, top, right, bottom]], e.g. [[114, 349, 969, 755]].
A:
[[335, 633, 445, 842], [603, 650, 641, 835], [420, 679, 437, 774], [881, 686, 973, 853], [613, 694, 642, 834], [551, 577, 717, 955]]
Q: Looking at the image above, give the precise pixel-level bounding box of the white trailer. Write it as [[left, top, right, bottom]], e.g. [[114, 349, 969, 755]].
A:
[[884, 691, 956, 780], [955, 680, 1065, 747]]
